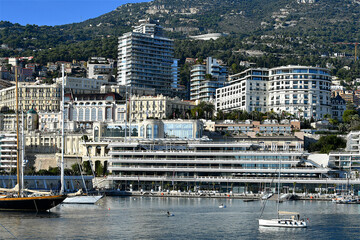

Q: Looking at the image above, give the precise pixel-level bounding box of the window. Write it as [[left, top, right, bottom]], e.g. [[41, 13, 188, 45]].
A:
[[78, 109, 84, 121], [146, 125, 152, 138], [106, 108, 112, 120], [91, 109, 96, 121], [85, 109, 90, 121], [98, 109, 103, 121]]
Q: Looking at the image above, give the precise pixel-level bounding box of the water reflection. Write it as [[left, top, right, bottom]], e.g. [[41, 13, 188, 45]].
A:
[[0, 197, 359, 239]]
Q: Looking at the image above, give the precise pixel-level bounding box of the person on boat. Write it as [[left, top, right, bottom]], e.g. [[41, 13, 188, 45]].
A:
[[167, 211, 170, 216]]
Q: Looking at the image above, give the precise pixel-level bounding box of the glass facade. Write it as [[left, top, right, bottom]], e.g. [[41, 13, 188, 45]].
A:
[[164, 123, 194, 138], [103, 125, 139, 137]]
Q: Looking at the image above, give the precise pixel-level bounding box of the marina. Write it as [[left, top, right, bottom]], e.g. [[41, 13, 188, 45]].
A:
[[0, 196, 359, 239]]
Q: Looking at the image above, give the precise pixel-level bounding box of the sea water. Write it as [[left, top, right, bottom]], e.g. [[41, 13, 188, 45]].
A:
[[0, 197, 359, 239]]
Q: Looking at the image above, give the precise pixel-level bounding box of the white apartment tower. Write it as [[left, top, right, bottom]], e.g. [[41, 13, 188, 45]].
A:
[[216, 68, 268, 112], [117, 19, 175, 96], [216, 65, 332, 120]]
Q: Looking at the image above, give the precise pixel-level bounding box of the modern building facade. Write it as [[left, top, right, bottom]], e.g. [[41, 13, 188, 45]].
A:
[[216, 68, 268, 112], [190, 57, 227, 102], [329, 131, 360, 178], [0, 133, 17, 171], [117, 19, 176, 96], [268, 66, 331, 120], [107, 139, 332, 192], [216, 66, 332, 120], [87, 57, 114, 81]]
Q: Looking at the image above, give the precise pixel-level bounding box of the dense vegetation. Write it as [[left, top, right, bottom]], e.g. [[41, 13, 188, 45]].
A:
[[308, 135, 346, 154]]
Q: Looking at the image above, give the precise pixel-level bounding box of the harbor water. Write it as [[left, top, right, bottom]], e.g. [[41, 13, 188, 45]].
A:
[[0, 197, 359, 239]]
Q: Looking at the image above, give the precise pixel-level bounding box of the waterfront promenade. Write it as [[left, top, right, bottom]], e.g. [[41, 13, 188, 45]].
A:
[[109, 190, 337, 201]]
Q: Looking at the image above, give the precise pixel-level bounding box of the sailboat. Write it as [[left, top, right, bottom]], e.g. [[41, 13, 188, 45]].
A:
[[0, 66, 66, 212], [62, 83, 102, 204], [258, 156, 307, 228], [62, 156, 103, 204]]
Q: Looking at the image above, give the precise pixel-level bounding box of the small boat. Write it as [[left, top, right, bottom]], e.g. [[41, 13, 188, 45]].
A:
[[62, 194, 103, 204], [167, 211, 174, 217], [335, 196, 360, 204], [243, 199, 259, 202], [261, 192, 273, 200], [219, 204, 226, 208]]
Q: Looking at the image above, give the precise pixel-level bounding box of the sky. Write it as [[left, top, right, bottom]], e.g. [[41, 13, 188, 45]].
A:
[[0, 0, 150, 26]]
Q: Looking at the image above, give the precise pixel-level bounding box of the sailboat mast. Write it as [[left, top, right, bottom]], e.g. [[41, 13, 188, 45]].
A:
[[21, 111, 25, 192], [277, 156, 281, 218], [60, 64, 65, 194], [15, 65, 21, 196]]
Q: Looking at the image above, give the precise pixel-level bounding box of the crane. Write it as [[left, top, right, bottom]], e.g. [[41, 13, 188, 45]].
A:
[[334, 42, 359, 62]]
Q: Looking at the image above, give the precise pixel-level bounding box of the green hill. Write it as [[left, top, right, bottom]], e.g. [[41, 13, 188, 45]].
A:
[[1, 0, 360, 72]]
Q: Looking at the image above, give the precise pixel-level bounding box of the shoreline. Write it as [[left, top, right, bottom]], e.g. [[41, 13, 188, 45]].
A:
[[105, 190, 334, 201]]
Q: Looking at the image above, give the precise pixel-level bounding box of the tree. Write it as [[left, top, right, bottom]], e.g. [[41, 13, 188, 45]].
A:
[[308, 135, 346, 154], [343, 109, 358, 123]]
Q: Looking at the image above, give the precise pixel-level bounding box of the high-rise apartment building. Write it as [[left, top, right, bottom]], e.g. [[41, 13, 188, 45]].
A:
[[190, 57, 227, 102], [117, 19, 176, 96], [216, 68, 268, 112], [216, 65, 332, 120]]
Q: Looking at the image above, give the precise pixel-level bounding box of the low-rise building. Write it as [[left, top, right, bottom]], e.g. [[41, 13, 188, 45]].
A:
[[331, 94, 346, 121], [55, 76, 108, 94], [130, 95, 196, 120], [87, 57, 114, 81], [0, 82, 61, 112], [100, 84, 156, 98]]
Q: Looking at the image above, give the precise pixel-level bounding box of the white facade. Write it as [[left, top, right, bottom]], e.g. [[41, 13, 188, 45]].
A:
[[55, 76, 108, 94], [216, 68, 268, 112], [117, 20, 176, 96], [268, 66, 331, 119], [64, 93, 125, 125], [216, 66, 332, 120], [0, 133, 17, 171]]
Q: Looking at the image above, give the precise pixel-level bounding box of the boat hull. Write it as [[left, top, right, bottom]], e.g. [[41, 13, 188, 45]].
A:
[[0, 195, 67, 212], [259, 219, 307, 228], [63, 195, 103, 204]]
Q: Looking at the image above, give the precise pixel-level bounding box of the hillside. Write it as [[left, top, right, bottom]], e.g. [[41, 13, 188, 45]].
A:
[[1, 0, 360, 69]]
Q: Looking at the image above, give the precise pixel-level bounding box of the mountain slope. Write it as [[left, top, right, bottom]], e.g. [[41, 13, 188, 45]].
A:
[[1, 0, 360, 64]]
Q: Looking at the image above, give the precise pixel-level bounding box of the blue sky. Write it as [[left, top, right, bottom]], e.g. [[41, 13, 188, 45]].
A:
[[0, 0, 150, 26]]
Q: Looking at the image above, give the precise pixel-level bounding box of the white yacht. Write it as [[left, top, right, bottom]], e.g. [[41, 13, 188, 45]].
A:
[[259, 211, 307, 228]]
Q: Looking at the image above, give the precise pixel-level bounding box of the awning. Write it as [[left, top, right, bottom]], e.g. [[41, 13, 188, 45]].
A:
[[278, 211, 299, 215]]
